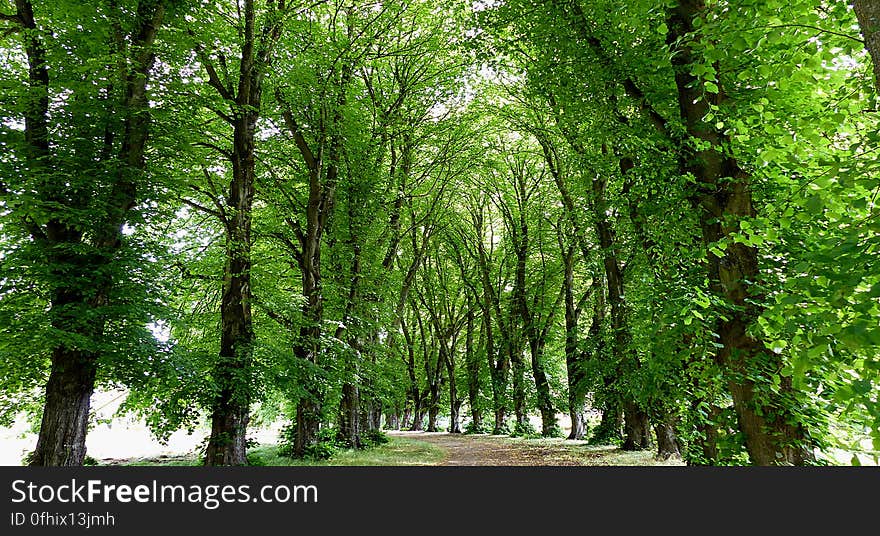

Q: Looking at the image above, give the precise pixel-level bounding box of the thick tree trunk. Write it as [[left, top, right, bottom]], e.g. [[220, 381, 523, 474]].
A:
[[669, 0, 814, 465], [654, 418, 682, 460], [29, 347, 98, 466], [205, 217, 254, 465], [401, 404, 412, 430], [370, 402, 383, 431], [622, 401, 651, 451], [203, 0, 285, 466], [855, 0, 880, 89], [427, 388, 440, 432], [411, 404, 425, 431], [338, 382, 361, 448]]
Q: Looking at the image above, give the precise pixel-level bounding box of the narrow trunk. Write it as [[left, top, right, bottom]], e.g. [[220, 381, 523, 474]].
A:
[[593, 175, 647, 450], [335, 216, 363, 448], [443, 341, 461, 434], [205, 217, 254, 465], [402, 317, 423, 432], [465, 306, 484, 431], [511, 345, 527, 430], [204, 0, 266, 466], [473, 208, 509, 435], [427, 352, 442, 433], [562, 246, 588, 440]]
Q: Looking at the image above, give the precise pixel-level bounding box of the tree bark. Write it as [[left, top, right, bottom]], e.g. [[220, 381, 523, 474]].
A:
[[591, 397, 622, 445], [282, 59, 352, 456], [467, 206, 511, 434], [30, 346, 98, 466], [654, 418, 683, 460], [204, 0, 267, 465], [465, 305, 484, 431], [338, 382, 361, 448], [854, 0, 880, 90], [443, 338, 462, 434], [593, 174, 649, 450], [401, 316, 424, 431], [668, 0, 814, 465], [562, 247, 590, 440]]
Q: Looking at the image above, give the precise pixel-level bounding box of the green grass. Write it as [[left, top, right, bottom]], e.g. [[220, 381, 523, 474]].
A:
[[104, 436, 444, 467]]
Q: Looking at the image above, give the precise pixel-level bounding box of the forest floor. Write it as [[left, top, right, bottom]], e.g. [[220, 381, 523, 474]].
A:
[[391, 431, 685, 466]]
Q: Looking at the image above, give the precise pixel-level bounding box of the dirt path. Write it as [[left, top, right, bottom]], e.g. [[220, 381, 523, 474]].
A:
[[389, 431, 683, 466]]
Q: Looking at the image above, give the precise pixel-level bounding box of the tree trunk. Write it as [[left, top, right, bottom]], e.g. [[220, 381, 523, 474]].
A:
[[17, 0, 165, 466], [427, 391, 440, 432], [465, 306, 484, 431], [402, 316, 423, 431], [511, 344, 527, 430], [205, 209, 254, 465], [203, 0, 286, 466], [29, 347, 98, 466], [593, 174, 647, 450], [528, 340, 557, 436], [411, 403, 425, 431], [444, 342, 461, 434], [855, 0, 880, 90], [654, 418, 682, 460], [563, 247, 590, 440], [622, 401, 651, 451], [401, 404, 412, 430], [338, 382, 361, 448], [370, 402, 383, 431], [685, 401, 721, 465], [668, 0, 814, 465], [385, 405, 400, 430]]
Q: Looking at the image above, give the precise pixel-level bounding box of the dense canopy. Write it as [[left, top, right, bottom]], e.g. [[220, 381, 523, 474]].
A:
[[1, 0, 878, 466]]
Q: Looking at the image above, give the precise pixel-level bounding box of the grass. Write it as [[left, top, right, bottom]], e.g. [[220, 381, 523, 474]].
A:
[[103, 436, 445, 467]]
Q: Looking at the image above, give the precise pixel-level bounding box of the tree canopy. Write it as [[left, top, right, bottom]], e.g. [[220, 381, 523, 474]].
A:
[[1, 0, 877, 466]]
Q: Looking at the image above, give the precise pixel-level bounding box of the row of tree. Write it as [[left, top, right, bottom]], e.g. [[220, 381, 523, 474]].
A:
[[1, 0, 877, 466]]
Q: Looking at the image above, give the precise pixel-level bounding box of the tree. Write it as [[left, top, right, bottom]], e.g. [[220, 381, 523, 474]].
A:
[[0, 0, 168, 466]]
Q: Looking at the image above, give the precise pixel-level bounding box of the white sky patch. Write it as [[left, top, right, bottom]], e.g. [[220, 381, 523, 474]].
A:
[[148, 321, 171, 343]]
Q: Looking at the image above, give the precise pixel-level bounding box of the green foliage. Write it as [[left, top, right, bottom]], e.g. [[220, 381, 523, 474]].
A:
[[360, 429, 390, 448], [511, 421, 540, 439], [2, 0, 877, 467]]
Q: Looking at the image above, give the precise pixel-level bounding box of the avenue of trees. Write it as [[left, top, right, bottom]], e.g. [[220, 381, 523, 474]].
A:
[[1, 0, 878, 466]]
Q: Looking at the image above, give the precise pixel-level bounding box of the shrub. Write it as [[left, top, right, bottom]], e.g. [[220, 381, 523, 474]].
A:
[[361, 428, 389, 448]]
